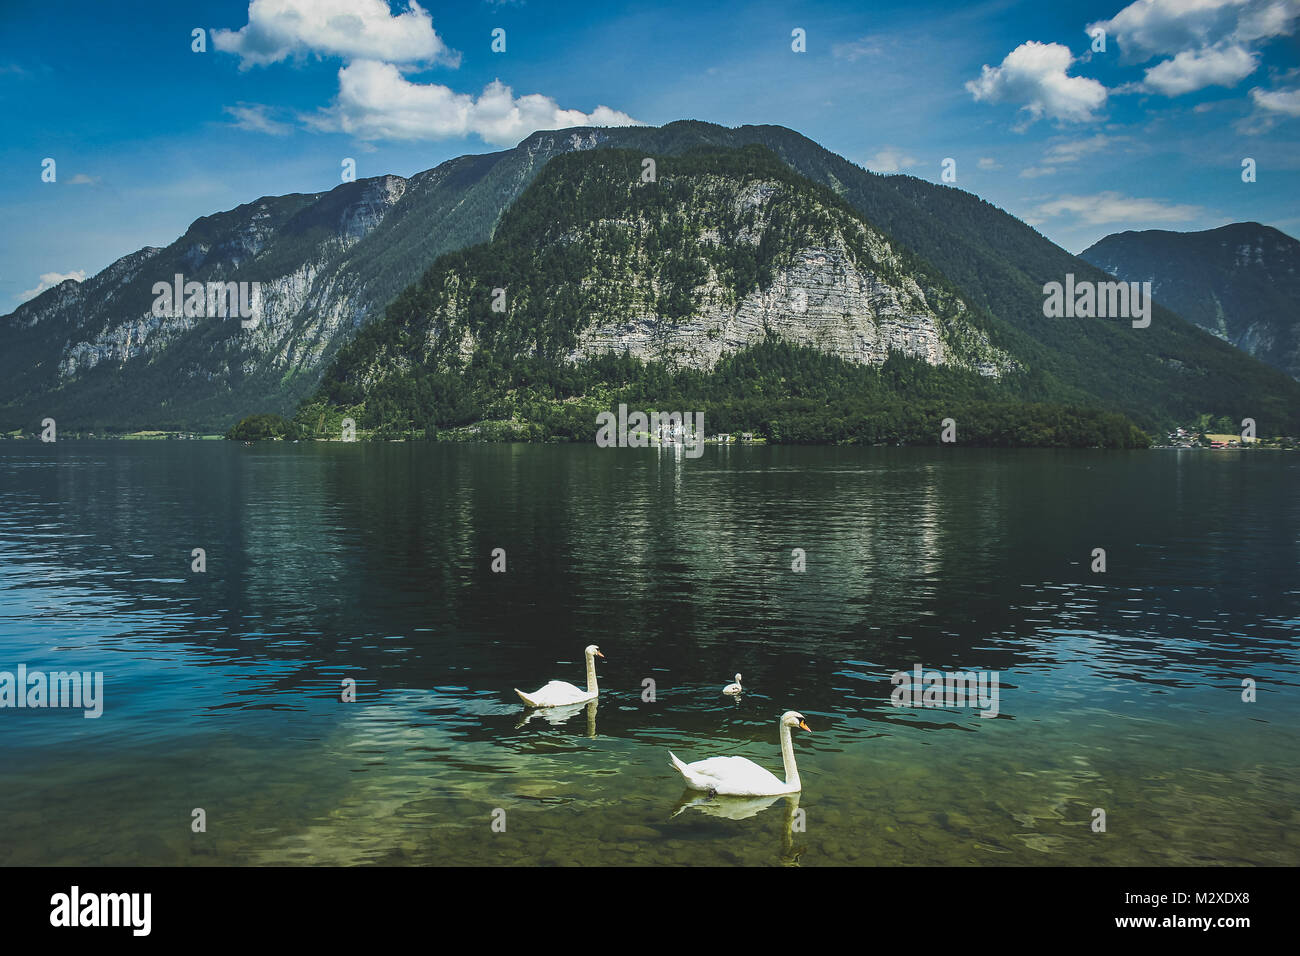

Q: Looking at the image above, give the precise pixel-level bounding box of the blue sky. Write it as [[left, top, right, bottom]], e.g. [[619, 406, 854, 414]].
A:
[[3, 0, 1299, 306]]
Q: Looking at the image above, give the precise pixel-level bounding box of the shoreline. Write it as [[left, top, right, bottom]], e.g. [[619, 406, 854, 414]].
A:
[[4, 434, 1294, 450]]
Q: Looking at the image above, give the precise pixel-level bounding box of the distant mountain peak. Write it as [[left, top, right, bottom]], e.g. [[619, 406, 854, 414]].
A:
[[1081, 223, 1300, 380]]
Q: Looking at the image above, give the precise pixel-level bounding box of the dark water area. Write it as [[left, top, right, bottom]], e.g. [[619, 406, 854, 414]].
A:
[[0, 441, 1296, 865]]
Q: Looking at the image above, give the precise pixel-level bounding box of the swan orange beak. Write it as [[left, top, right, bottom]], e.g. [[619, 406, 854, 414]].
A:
[[799, 720, 811, 732], [595, 650, 605, 658]]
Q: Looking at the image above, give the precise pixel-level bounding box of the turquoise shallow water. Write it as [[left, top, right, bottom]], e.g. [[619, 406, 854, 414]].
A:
[[0, 442, 1296, 865]]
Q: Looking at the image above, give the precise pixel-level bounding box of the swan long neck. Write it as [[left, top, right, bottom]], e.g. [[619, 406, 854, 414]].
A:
[[585, 650, 599, 695], [779, 720, 800, 790]]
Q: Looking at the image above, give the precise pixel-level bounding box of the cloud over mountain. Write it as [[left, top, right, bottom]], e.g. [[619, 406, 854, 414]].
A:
[[966, 41, 1108, 125], [18, 270, 86, 304], [1024, 190, 1206, 227], [304, 61, 641, 145]]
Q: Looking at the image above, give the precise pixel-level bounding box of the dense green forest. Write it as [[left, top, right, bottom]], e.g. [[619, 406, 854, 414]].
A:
[[290, 337, 1148, 448]]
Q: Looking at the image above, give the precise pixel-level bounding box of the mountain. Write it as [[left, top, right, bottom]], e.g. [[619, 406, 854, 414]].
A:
[[1081, 223, 1300, 381], [305, 145, 1149, 448], [4, 121, 1298, 434], [0, 151, 566, 432], [328, 146, 1016, 382]]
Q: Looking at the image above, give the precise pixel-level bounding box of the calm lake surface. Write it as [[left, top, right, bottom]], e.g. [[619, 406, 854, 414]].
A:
[[0, 441, 1296, 866]]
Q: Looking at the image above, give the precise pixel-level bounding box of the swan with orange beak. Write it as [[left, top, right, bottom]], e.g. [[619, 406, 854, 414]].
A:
[[516, 645, 605, 708], [670, 711, 811, 796]]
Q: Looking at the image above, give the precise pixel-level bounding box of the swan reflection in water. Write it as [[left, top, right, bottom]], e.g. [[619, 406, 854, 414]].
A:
[[670, 791, 805, 865], [515, 697, 598, 737]]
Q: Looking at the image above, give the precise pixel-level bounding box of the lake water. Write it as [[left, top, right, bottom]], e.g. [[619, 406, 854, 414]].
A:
[[0, 441, 1296, 866]]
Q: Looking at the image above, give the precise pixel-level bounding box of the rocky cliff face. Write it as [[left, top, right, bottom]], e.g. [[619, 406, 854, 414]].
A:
[[86, 178, 405, 379], [0, 178, 416, 428], [1081, 223, 1300, 381], [566, 231, 1014, 377], [566, 223, 1009, 376]]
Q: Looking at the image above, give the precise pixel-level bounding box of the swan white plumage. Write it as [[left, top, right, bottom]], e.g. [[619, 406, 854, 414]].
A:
[[722, 673, 743, 695], [515, 644, 604, 707], [669, 710, 811, 796]]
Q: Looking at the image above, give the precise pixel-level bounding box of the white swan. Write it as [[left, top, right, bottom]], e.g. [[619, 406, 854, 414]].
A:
[[515, 645, 604, 708], [722, 673, 743, 695], [669, 711, 810, 796]]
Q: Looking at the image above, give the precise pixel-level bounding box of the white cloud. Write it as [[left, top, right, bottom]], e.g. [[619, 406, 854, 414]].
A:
[[1250, 84, 1300, 115], [977, 157, 1002, 170], [1043, 133, 1122, 164], [1020, 134, 1125, 179], [66, 173, 100, 185], [1238, 0, 1300, 40], [1090, 0, 1298, 56], [305, 60, 641, 145], [1088, 0, 1298, 95], [213, 2, 638, 147], [1142, 43, 1259, 95], [213, 0, 458, 69], [1090, 0, 1242, 55], [863, 147, 919, 173], [18, 270, 86, 303], [225, 103, 293, 135], [966, 42, 1108, 125], [1023, 190, 1204, 227], [832, 36, 883, 61]]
